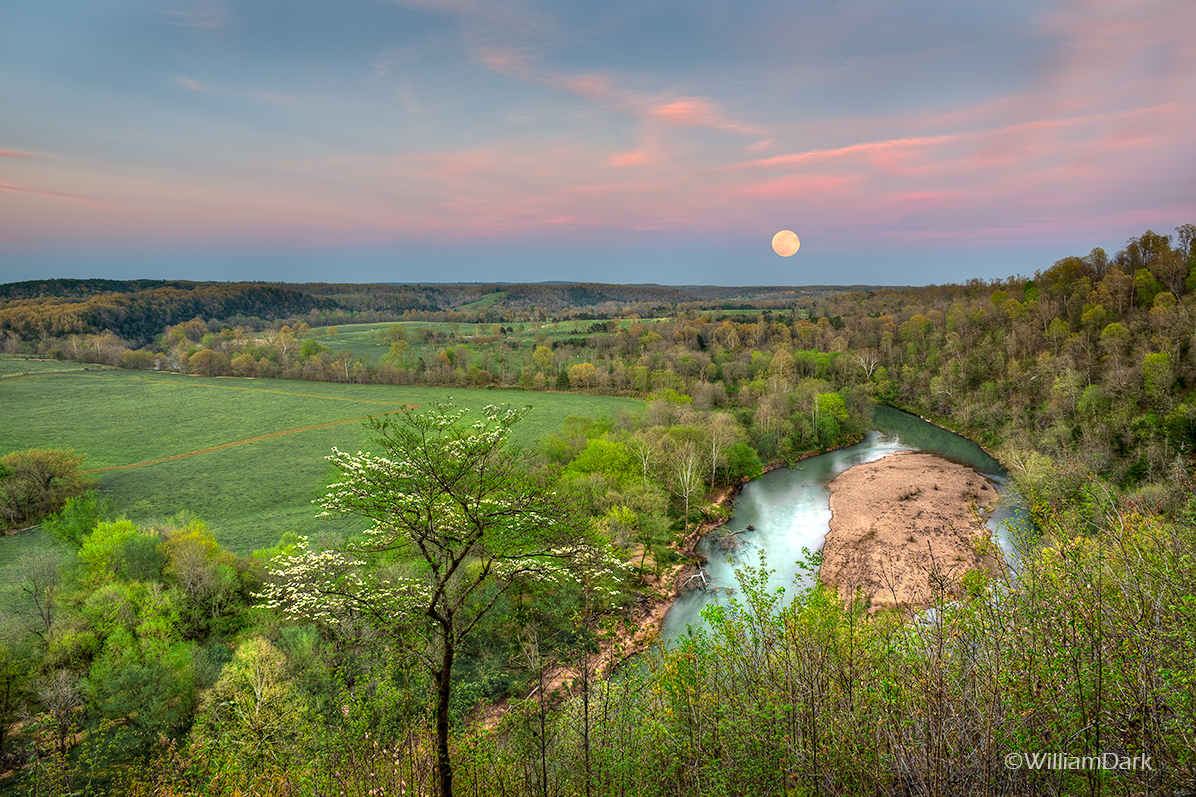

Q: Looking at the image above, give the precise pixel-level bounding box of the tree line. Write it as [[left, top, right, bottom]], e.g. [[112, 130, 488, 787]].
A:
[[0, 280, 832, 347]]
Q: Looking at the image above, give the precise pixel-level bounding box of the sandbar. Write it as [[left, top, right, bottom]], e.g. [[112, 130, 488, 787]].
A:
[[820, 451, 998, 611]]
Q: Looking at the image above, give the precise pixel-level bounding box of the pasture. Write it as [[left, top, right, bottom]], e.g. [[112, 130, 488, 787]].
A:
[[312, 318, 674, 368], [0, 370, 642, 576], [0, 357, 98, 378]]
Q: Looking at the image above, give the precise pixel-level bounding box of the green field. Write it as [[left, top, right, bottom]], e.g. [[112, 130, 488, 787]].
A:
[[0, 357, 101, 378], [458, 290, 509, 309], [314, 324, 394, 362], [0, 371, 642, 572], [312, 318, 673, 370]]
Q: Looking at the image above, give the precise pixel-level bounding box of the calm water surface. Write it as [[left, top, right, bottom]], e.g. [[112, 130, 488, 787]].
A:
[[660, 405, 1022, 640]]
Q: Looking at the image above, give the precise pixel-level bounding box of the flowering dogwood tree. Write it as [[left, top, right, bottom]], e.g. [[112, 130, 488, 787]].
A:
[[261, 401, 607, 797]]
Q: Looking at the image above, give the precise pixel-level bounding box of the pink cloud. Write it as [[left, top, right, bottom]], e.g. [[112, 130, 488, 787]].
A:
[[553, 73, 618, 105], [887, 190, 965, 205], [955, 104, 1188, 178], [438, 12, 765, 164], [1, 150, 43, 160], [732, 133, 963, 172], [1, 182, 104, 207], [781, 0, 1194, 213], [648, 98, 761, 135], [608, 147, 656, 168], [721, 102, 1188, 194]]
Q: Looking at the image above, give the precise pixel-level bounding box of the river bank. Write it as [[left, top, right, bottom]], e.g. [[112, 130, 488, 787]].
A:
[[678, 434, 868, 564], [472, 437, 870, 726], [820, 450, 998, 611], [475, 426, 994, 724], [881, 402, 1006, 467], [583, 443, 867, 672]]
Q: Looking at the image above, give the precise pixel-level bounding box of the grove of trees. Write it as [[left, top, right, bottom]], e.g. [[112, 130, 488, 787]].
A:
[[0, 449, 95, 531]]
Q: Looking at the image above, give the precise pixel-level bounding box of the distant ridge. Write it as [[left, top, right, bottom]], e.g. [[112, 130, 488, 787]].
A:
[[372, 280, 904, 291], [1, 278, 900, 344]]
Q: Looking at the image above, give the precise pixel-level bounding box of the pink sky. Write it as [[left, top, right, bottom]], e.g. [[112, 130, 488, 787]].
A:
[[1, 0, 1193, 284]]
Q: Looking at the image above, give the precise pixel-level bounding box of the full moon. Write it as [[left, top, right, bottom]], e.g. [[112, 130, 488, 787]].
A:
[[772, 230, 800, 257]]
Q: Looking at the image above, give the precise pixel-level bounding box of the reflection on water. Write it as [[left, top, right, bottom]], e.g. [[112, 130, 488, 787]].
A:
[[660, 405, 1023, 641]]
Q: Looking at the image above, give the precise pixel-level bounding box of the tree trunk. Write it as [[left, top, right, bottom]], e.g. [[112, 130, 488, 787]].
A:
[[436, 634, 455, 797]]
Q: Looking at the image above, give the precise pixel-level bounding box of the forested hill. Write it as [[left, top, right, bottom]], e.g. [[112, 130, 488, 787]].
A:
[[0, 283, 341, 345], [1, 278, 202, 299], [0, 279, 868, 344]]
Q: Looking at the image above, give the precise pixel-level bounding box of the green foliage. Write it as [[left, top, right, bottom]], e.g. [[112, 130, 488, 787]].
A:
[[1133, 267, 1162, 306], [0, 511, 270, 791], [646, 387, 692, 405], [1163, 400, 1196, 448], [1142, 351, 1174, 401], [299, 337, 328, 358], [436, 508, 1196, 796], [0, 616, 36, 760], [160, 518, 254, 638], [0, 448, 96, 531], [263, 401, 616, 797], [723, 441, 763, 481], [87, 633, 200, 757], [76, 519, 145, 589], [190, 636, 312, 774], [562, 437, 637, 487], [816, 391, 848, 422], [42, 488, 111, 548]]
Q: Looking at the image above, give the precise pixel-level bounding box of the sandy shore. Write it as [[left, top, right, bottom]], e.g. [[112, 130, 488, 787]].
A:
[[820, 451, 998, 611]]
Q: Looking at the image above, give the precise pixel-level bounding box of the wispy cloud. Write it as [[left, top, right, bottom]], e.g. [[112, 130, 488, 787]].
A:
[[542, 72, 763, 142], [387, 0, 764, 166], [161, 1, 231, 31], [1, 150, 44, 160], [731, 133, 964, 171], [1, 182, 105, 208], [608, 142, 658, 168], [177, 76, 295, 106]]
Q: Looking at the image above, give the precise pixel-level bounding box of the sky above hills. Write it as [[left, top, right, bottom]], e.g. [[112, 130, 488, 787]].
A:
[[2, 0, 1193, 287]]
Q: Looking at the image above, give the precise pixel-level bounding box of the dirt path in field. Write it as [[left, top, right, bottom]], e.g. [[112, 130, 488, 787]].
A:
[[0, 366, 99, 380], [3, 369, 413, 407], [6, 371, 421, 474], [92, 373, 420, 406], [83, 409, 414, 474]]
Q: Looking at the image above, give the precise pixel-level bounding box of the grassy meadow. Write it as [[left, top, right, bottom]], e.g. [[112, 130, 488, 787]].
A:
[[312, 318, 674, 368], [0, 369, 642, 587], [0, 357, 99, 378]]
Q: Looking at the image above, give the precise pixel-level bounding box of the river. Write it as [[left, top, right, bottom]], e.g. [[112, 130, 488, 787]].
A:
[[660, 404, 1022, 640]]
